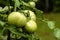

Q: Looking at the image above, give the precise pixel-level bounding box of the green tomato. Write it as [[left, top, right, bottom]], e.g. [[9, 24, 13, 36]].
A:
[[23, 10, 36, 21], [25, 20, 37, 33], [8, 12, 27, 27], [28, 1, 35, 7]]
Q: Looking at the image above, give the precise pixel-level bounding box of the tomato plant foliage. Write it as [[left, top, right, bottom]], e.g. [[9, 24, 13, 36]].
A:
[[0, 0, 41, 40], [0, 0, 58, 40]]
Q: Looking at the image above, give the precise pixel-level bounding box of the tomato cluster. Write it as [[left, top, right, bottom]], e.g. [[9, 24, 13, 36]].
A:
[[8, 10, 37, 33]]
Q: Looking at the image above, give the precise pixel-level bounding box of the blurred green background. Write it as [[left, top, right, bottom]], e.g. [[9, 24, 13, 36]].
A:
[[35, 0, 60, 40], [35, 13, 60, 40]]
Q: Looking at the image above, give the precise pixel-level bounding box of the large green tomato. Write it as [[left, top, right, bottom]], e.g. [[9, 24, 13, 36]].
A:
[[23, 10, 36, 21], [28, 1, 35, 8], [8, 12, 27, 27], [25, 20, 37, 33]]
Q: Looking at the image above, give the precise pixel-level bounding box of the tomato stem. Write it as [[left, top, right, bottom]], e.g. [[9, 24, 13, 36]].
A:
[[14, 3, 16, 12], [7, 0, 11, 13]]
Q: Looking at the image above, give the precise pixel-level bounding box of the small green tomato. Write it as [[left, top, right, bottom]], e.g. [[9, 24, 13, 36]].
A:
[[25, 20, 37, 33], [23, 10, 36, 21], [28, 1, 35, 7]]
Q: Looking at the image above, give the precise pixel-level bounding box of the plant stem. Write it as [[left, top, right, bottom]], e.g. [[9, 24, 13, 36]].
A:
[[8, 5, 11, 13], [7, 30, 10, 40], [7, 0, 11, 13], [14, 3, 16, 12]]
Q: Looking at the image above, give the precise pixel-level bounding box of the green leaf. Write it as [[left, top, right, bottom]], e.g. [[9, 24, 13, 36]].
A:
[[22, 1, 30, 7], [0, 0, 11, 13], [47, 21, 55, 29], [2, 6, 12, 11], [0, 21, 5, 27], [0, 6, 13, 13], [0, 36, 8, 40], [0, 29, 3, 37], [0, 7, 3, 11], [14, 0, 20, 8], [53, 28, 60, 39], [2, 6, 13, 13], [8, 25, 31, 38], [33, 8, 44, 22], [10, 33, 16, 38], [8, 25, 16, 33], [8, 25, 25, 37], [13, 0, 20, 11]]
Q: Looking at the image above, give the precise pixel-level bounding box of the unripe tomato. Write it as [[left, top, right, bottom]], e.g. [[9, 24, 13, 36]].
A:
[[8, 12, 27, 27], [23, 10, 36, 21], [28, 1, 35, 8], [25, 20, 37, 33]]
